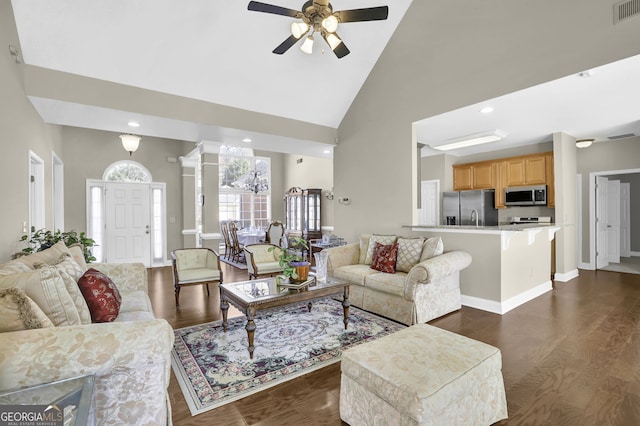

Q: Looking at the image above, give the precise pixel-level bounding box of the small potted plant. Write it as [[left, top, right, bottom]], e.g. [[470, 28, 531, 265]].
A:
[[269, 236, 310, 283]]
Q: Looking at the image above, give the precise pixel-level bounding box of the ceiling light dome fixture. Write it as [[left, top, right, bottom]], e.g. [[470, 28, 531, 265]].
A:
[[576, 138, 594, 148], [120, 134, 141, 156]]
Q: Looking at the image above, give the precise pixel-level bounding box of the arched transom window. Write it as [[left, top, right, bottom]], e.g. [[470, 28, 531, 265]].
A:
[[103, 160, 152, 183]]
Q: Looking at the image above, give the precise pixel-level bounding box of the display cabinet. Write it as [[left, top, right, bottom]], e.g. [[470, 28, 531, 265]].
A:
[[284, 187, 322, 241]]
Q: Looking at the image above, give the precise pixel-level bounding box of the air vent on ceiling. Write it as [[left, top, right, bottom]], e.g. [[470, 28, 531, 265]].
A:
[[608, 133, 636, 140], [614, 0, 640, 24]]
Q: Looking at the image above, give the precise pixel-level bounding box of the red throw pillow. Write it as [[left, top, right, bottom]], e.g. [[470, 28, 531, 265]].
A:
[[370, 242, 398, 274], [77, 268, 122, 322]]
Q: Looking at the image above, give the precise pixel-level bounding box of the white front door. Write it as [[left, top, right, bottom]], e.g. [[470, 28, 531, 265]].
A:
[[596, 176, 609, 269], [105, 182, 151, 266], [607, 180, 621, 264]]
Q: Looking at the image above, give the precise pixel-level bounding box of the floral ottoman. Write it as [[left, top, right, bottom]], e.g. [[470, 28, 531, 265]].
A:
[[340, 324, 508, 425]]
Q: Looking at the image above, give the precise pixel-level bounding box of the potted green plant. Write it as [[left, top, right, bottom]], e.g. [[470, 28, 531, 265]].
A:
[[18, 229, 96, 263], [269, 236, 310, 283]]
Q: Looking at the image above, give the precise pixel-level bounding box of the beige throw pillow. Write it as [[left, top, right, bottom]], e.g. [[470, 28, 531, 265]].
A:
[[68, 244, 89, 271], [0, 287, 54, 332], [396, 237, 425, 273], [0, 266, 81, 326], [358, 235, 371, 265], [364, 234, 398, 265], [0, 260, 32, 277], [419, 237, 444, 262], [15, 241, 73, 269]]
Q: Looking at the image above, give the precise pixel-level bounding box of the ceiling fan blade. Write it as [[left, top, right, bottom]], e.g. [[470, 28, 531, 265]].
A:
[[273, 35, 299, 55], [332, 41, 350, 58], [334, 6, 389, 23], [248, 1, 300, 18]]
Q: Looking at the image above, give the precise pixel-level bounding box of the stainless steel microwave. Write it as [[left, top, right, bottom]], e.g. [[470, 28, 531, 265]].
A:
[[504, 185, 547, 206]]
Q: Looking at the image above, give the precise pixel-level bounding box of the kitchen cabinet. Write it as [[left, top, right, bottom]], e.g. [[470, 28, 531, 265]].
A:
[[453, 162, 494, 191], [452, 152, 553, 209]]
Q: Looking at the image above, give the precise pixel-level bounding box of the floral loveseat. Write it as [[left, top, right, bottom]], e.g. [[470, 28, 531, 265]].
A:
[[324, 234, 472, 326], [0, 242, 174, 425]]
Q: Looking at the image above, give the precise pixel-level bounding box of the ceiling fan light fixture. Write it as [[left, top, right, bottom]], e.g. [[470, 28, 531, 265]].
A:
[[325, 33, 343, 50], [300, 35, 314, 54], [321, 15, 339, 33], [290, 21, 309, 38], [576, 138, 594, 148]]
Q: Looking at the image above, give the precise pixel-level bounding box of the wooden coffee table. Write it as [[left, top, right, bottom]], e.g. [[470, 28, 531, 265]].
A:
[[219, 276, 350, 359]]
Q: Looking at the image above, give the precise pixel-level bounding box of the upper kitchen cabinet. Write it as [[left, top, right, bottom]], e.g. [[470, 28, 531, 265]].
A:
[[452, 151, 554, 209], [505, 155, 546, 187], [453, 161, 494, 191]]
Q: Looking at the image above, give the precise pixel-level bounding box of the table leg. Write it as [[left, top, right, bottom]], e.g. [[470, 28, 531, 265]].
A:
[[220, 295, 229, 332], [342, 286, 350, 330], [307, 302, 313, 312], [246, 306, 257, 359]]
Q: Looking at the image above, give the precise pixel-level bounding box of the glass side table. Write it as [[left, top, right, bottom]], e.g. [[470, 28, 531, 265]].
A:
[[0, 375, 95, 426]]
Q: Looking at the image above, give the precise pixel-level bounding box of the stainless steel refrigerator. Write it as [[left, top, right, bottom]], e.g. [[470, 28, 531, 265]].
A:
[[442, 189, 498, 226]]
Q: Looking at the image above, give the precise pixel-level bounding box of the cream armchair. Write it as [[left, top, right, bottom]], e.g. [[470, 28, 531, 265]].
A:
[[244, 243, 284, 279], [171, 248, 222, 307]]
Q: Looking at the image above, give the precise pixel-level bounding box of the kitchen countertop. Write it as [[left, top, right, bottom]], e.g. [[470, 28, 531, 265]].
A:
[[404, 223, 558, 234]]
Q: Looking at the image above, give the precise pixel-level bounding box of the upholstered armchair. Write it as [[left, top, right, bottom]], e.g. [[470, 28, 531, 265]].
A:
[[244, 244, 284, 280], [171, 248, 222, 307]]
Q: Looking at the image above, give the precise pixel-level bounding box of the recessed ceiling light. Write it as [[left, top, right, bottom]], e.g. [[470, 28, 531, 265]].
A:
[[128, 121, 140, 128], [578, 70, 593, 78], [323, 149, 331, 154], [479, 107, 494, 114], [242, 138, 252, 143]]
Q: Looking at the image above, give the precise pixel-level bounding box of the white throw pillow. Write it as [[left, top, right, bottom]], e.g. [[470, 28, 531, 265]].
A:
[[396, 237, 425, 273], [364, 234, 398, 265], [419, 237, 444, 262]]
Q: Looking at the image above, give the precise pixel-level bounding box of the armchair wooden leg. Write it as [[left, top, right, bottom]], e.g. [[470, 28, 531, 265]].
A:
[[175, 285, 181, 307], [206, 283, 210, 296]]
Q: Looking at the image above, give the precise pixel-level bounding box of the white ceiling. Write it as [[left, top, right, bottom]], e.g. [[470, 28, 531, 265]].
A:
[[10, 1, 640, 158], [416, 53, 640, 157]]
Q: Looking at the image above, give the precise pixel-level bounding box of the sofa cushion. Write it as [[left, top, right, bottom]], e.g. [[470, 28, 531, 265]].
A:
[[420, 237, 444, 262], [365, 272, 407, 298], [364, 235, 398, 265], [334, 264, 379, 287], [15, 241, 73, 269], [177, 268, 221, 283], [78, 268, 122, 323], [0, 260, 32, 276], [371, 242, 399, 274], [396, 237, 425, 273], [0, 287, 54, 332], [0, 267, 81, 326], [114, 290, 156, 322]]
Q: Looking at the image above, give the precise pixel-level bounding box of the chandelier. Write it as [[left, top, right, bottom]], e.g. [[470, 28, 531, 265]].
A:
[[245, 170, 269, 194]]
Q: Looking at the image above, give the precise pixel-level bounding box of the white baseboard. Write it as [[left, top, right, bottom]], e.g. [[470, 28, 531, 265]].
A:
[[554, 269, 579, 282], [461, 280, 553, 315], [578, 262, 594, 270], [631, 251, 640, 257]]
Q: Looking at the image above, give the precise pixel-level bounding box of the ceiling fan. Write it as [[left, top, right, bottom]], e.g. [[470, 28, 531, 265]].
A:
[[248, 0, 389, 58]]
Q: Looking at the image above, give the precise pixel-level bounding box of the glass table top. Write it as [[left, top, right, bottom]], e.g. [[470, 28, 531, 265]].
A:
[[221, 275, 345, 303]]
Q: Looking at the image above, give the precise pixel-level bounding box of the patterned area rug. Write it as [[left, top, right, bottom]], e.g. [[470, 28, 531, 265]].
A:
[[171, 297, 405, 416]]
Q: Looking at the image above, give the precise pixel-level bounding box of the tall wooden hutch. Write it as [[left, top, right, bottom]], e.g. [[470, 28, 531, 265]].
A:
[[284, 187, 322, 241]]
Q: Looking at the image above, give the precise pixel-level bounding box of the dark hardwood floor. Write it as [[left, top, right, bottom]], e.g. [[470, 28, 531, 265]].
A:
[[148, 264, 640, 425]]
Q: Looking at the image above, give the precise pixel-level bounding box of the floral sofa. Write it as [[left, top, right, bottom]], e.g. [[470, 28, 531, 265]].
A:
[[324, 234, 472, 325], [0, 242, 174, 425]]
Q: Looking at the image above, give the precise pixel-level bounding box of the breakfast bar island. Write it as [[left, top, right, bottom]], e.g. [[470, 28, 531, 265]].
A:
[[407, 224, 559, 315]]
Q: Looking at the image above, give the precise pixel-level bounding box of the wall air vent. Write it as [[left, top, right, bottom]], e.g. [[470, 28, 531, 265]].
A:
[[607, 133, 636, 140], [614, 0, 640, 24]]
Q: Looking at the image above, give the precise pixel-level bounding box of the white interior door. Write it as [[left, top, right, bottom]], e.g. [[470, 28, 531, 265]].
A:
[[596, 176, 609, 269], [105, 182, 151, 266], [419, 180, 440, 226], [607, 180, 621, 264], [620, 182, 631, 258]]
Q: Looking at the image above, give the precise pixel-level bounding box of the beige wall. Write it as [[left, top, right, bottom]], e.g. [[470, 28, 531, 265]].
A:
[[577, 136, 640, 263], [0, 1, 63, 261], [552, 133, 578, 276], [336, 0, 640, 244]]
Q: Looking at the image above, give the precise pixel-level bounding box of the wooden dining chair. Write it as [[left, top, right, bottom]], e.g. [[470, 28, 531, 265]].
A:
[[220, 221, 232, 259], [265, 221, 285, 246], [229, 222, 245, 263], [171, 248, 223, 307]]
